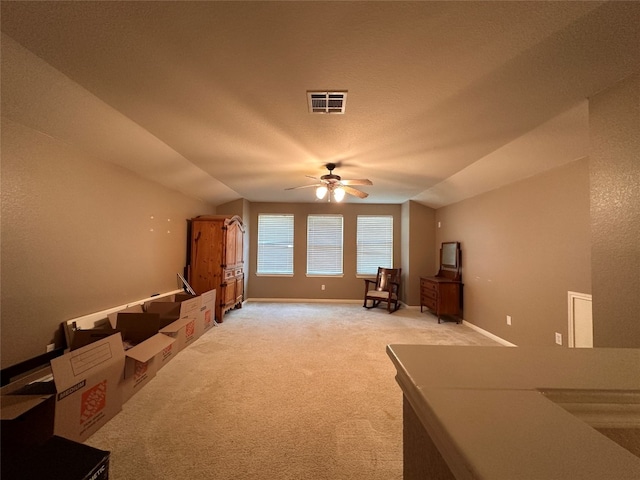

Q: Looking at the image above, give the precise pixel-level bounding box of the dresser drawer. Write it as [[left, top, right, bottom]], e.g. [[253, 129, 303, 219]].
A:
[[235, 268, 243, 277], [422, 297, 437, 310], [421, 280, 438, 292], [422, 288, 437, 300], [224, 269, 235, 280]]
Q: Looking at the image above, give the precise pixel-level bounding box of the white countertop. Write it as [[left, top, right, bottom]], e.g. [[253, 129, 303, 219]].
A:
[[387, 345, 640, 479]]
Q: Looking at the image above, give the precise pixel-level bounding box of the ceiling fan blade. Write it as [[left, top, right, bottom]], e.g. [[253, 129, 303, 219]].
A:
[[341, 179, 373, 186], [342, 186, 369, 199], [285, 184, 322, 191]]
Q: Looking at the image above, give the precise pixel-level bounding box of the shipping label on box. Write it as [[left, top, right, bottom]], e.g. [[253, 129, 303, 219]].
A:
[[49, 333, 125, 443]]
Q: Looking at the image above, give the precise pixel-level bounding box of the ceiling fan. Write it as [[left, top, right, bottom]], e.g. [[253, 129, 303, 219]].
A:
[[286, 163, 373, 202]]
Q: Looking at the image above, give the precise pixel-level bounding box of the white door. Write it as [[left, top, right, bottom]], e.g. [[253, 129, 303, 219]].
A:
[[568, 291, 593, 348]]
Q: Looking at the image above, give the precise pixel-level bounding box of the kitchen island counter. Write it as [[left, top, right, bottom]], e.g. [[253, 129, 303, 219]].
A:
[[387, 345, 640, 479]]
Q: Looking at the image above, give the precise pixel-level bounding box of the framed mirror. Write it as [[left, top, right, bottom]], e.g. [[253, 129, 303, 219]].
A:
[[441, 242, 459, 269]]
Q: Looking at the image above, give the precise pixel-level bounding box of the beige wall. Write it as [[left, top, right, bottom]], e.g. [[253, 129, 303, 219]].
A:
[[0, 118, 215, 367], [248, 202, 401, 301], [435, 159, 591, 346], [402, 201, 436, 306], [590, 72, 640, 347]]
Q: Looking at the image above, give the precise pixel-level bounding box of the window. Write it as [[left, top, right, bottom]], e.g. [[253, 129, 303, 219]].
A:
[[357, 215, 393, 275], [306, 215, 343, 276], [257, 214, 294, 275]]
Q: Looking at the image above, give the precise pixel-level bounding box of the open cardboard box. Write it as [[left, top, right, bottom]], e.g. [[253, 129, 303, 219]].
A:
[[1, 368, 56, 454], [147, 294, 202, 353], [147, 289, 216, 351], [143, 292, 198, 311], [110, 310, 175, 403], [198, 289, 216, 334], [158, 315, 199, 354], [62, 289, 185, 349], [70, 328, 120, 351], [1, 333, 125, 444]]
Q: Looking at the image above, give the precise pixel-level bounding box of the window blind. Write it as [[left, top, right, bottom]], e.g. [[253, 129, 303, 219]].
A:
[[307, 215, 343, 276], [357, 215, 393, 275], [257, 214, 294, 275]]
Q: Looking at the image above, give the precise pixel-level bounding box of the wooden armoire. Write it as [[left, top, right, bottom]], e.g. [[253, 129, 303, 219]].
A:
[[187, 215, 245, 323]]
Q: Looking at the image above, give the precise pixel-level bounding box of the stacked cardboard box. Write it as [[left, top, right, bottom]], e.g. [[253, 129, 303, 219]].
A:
[[1, 339, 119, 478], [1, 333, 125, 444], [1, 289, 216, 450], [104, 289, 216, 402]]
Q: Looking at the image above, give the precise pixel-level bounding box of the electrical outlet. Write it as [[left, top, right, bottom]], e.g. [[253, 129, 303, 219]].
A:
[[46, 343, 55, 353], [321, 284, 325, 291], [506, 315, 512, 326], [555, 332, 562, 345]]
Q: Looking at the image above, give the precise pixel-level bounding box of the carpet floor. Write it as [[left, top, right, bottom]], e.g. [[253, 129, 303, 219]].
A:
[[85, 302, 500, 479]]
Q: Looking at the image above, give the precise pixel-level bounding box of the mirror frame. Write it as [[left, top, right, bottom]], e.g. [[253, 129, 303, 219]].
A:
[[441, 242, 460, 269]]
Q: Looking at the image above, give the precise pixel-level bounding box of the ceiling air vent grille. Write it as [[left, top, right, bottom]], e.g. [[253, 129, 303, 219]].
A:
[[307, 91, 347, 114]]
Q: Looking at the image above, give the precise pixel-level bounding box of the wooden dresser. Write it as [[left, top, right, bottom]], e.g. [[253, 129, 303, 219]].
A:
[[187, 215, 244, 323], [420, 242, 463, 323], [420, 276, 462, 323]]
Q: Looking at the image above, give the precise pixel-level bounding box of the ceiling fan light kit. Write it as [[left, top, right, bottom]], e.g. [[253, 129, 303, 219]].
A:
[[332, 186, 346, 202], [286, 163, 373, 202], [316, 185, 328, 200]]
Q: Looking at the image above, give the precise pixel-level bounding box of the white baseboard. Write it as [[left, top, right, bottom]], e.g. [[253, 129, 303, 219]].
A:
[[246, 298, 361, 304], [462, 320, 517, 347], [245, 299, 515, 346]]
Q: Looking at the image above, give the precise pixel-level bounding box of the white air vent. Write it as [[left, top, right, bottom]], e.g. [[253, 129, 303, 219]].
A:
[[307, 91, 347, 114]]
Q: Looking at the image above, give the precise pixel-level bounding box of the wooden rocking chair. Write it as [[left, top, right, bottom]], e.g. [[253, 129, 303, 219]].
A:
[[363, 267, 402, 313]]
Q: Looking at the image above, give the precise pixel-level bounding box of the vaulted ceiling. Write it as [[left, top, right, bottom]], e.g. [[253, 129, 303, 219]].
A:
[[2, 1, 639, 206]]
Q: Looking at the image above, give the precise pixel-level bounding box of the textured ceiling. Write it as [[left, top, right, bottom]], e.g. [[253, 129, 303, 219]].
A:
[[2, 1, 639, 206]]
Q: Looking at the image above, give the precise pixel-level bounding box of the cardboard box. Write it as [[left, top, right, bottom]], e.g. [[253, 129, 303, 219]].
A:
[[1, 334, 126, 443], [121, 332, 174, 402], [1, 435, 110, 480], [1, 334, 126, 444], [159, 316, 198, 353], [145, 301, 183, 328], [1, 368, 56, 453], [107, 304, 143, 329], [146, 290, 215, 337], [198, 289, 216, 333], [70, 328, 120, 351], [49, 333, 125, 442], [155, 337, 179, 371], [142, 292, 196, 311], [148, 295, 202, 352], [147, 295, 200, 324], [112, 312, 175, 403]]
